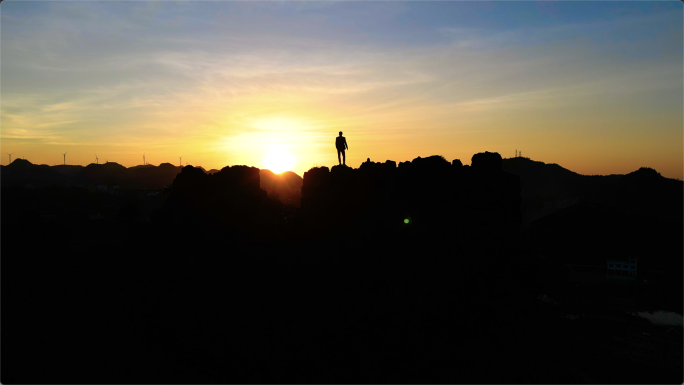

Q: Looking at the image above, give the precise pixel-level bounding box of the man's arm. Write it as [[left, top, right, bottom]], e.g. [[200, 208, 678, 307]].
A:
[[345, 138, 349, 150]]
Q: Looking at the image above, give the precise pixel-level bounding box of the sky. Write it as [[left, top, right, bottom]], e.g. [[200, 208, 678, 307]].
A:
[[2, 1, 682, 178]]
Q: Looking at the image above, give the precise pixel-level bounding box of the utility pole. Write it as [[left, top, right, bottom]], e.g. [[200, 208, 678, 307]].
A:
[[7, 153, 13, 165], [63, 152, 68, 165], [143, 153, 146, 166]]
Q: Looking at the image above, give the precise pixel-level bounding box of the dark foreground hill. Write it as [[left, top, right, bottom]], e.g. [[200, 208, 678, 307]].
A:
[[524, 165, 683, 267], [528, 200, 682, 268], [2, 152, 682, 384], [259, 169, 303, 207], [501, 157, 682, 227], [5, 156, 679, 222], [2, 151, 548, 384]]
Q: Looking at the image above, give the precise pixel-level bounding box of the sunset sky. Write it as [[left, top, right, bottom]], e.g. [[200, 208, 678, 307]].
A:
[[2, 1, 682, 178]]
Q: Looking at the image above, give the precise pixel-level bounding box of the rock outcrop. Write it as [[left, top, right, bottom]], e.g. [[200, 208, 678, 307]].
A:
[[300, 152, 522, 242], [259, 169, 303, 207], [164, 165, 268, 228], [295, 152, 530, 382]]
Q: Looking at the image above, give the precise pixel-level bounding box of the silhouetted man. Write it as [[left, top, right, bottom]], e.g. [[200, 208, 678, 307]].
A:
[[336, 131, 348, 166]]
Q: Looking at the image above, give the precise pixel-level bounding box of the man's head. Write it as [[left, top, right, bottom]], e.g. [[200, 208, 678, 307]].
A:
[[339, 131, 343, 136]]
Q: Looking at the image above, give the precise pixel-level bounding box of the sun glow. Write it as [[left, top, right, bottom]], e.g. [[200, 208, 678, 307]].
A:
[[263, 147, 295, 174]]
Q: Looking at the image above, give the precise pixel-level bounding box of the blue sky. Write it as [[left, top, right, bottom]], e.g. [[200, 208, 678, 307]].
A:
[[2, 1, 682, 177]]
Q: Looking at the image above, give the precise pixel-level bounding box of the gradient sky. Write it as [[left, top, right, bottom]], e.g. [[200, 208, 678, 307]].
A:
[[2, 1, 682, 178]]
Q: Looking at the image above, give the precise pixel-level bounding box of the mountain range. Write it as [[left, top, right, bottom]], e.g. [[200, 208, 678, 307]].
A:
[[2, 159, 303, 207], [2, 151, 681, 384], [2, 156, 680, 219]]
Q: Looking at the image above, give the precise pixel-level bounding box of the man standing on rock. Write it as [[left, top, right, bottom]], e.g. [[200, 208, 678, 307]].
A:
[[336, 131, 349, 166]]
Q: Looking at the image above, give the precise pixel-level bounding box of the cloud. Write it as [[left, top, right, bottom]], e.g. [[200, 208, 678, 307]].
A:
[[1, 2, 680, 175]]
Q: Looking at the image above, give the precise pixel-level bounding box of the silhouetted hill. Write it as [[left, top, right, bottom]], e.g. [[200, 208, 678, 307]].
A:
[[5, 158, 36, 169], [519, 161, 683, 276], [259, 169, 303, 207], [2, 159, 62, 186], [81, 162, 129, 186], [51, 164, 84, 177], [140, 151, 535, 383], [165, 165, 266, 214], [527, 200, 682, 271], [158, 165, 292, 237], [300, 152, 520, 240], [611, 167, 682, 222], [501, 157, 682, 211], [127, 164, 156, 170], [4, 156, 678, 223], [3, 151, 682, 384], [500, 157, 683, 228], [2, 160, 183, 188], [503, 157, 581, 180], [157, 162, 179, 171], [126, 163, 182, 188], [502, 157, 611, 203]]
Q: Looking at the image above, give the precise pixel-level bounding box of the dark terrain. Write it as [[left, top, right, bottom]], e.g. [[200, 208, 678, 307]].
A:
[[2, 152, 682, 384]]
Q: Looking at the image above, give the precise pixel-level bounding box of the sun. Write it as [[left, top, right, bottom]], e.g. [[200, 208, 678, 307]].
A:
[[263, 147, 295, 174]]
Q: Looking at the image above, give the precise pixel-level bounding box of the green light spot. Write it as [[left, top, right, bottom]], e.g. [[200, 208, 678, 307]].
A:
[[404, 219, 409, 224]]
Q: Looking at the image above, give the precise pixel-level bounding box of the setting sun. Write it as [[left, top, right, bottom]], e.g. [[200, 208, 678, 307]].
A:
[[263, 147, 295, 174]]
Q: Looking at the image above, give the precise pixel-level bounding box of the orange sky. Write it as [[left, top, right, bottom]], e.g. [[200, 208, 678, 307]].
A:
[[2, 2, 682, 178]]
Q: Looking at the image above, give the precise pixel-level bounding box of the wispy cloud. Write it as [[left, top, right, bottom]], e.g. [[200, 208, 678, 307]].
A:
[[1, 2, 681, 176]]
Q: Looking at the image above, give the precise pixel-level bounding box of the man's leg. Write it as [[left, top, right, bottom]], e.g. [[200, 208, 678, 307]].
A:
[[337, 149, 342, 165], [342, 150, 346, 165]]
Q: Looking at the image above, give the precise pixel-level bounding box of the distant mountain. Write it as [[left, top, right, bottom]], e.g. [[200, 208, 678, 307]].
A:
[[128, 164, 156, 170], [116, 163, 183, 188], [502, 157, 618, 203], [51, 164, 84, 177], [4, 158, 37, 169], [527, 200, 682, 271], [259, 169, 303, 207], [81, 162, 127, 186], [3, 159, 63, 186], [2, 159, 305, 206], [501, 157, 682, 223], [612, 167, 683, 222], [3, 156, 680, 221], [2, 159, 183, 189], [525, 164, 683, 270], [503, 157, 582, 181]]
